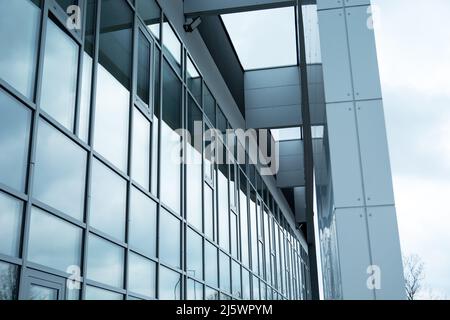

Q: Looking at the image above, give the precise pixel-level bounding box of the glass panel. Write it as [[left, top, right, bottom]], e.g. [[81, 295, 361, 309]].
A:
[[219, 252, 230, 293], [41, 19, 79, 130], [186, 228, 203, 280], [29, 285, 58, 300], [250, 188, 258, 273], [204, 183, 214, 240], [204, 123, 213, 182], [131, 108, 151, 190], [0, 192, 23, 257], [87, 234, 124, 288], [151, 48, 161, 195], [252, 275, 260, 300], [203, 86, 215, 126], [160, 61, 181, 213], [129, 187, 157, 257], [90, 159, 126, 240], [34, 120, 87, 220], [205, 286, 219, 300], [232, 261, 241, 298], [186, 56, 201, 103], [95, 0, 132, 172], [128, 252, 156, 298], [242, 268, 250, 300], [230, 213, 238, 259], [159, 209, 180, 268], [0, 0, 40, 99], [137, 31, 151, 105], [239, 172, 249, 267], [0, 261, 19, 300], [229, 163, 236, 209], [162, 21, 181, 73], [28, 207, 82, 272], [204, 241, 218, 287], [302, 4, 322, 64], [186, 279, 203, 300], [159, 267, 180, 300], [137, 0, 161, 40], [218, 164, 229, 251], [85, 286, 122, 300], [186, 97, 202, 230], [0, 90, 31, 192]]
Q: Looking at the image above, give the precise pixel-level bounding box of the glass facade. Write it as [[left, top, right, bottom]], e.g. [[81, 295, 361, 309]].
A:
[[0, 0, 310, 300]]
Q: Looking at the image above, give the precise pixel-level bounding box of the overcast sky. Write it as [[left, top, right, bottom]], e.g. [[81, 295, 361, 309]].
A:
[[372, 0, 450, 299]]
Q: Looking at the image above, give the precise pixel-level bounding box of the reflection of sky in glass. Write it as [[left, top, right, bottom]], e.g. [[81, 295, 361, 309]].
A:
[[186, 143, 202, 230], [186, 228, 203, 280], [186, 278, 203, 300], [159, 267, 180, 300], [90, 159, 126, 241], [0, 192, 22, 257], [132, 109, 151, 190], [0, 90, 31, 192], [33, 120, 87, 221], [85, 285, 122, 300], [232, 261, 241, 298], [0, 0, 40, 99], [204, 184, 214, 239], [204, 241, 218, 287], [87, 234, 124, 288], [240, 189, 250, 267], [222, 7, 297, 70], [128, 252, 156, 298], [159, 209, 180, 268], [78, 52, 93, 143], [242, 269, 251, 299], [162, 22, 181, 68], [40, 19, 78, 130], [219, 252, 231, 293], [218, 171, 229, 251], [28, 207, 82, 272]]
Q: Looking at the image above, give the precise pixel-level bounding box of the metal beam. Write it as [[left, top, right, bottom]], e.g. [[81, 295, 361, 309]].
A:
[[184, 0, 316, 17]]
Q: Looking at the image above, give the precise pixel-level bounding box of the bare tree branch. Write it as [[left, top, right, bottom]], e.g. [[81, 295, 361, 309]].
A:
[[403, 254, 425, 300]]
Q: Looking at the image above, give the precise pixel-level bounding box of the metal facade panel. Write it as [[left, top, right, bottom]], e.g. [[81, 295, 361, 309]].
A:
[[245, 85, 301, 110], [317, 0, 343, 10], [346, 5, 382, 100], [346, 0, 371, 7], [317, 8, 353, 103], [335, 208, 373, 300], [246, 105, 302, 129], [356, 100, 395, 205], [366, 206, 406, 299], [326, 102, 364, 207], [245, 66, 300, 90]]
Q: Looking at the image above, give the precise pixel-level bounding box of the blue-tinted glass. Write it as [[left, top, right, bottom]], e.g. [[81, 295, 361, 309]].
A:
[[0, 0, 40, 99], [204, 241, 218, 287], [219, 252, 230, 293], [29, 285, 58, 300], [0, 90, 31, 191], [33, 120, 87, 220], [128, 252, 156, 298], [159, 209, 180, 268], [78, 52, 92, 143], [203, 86, 215, 126], [0, 192, 23, 257], [132, 108, 151, 190], [230, 213, 238, 259], [239, 173, 250, 267], [162, 21, 181, 73], [187, 57, 202, 103], [159, 267, 181, 300], [137, 31, 151, 104], [186, 228, 203, 280], [90, 159, 126, 240], [186, 279, 203, 300], [28, 207, 82, 272], [129, 187, 157, 257], [205, 286, 219, 300], [204, 184, 214, 239], [218, 166, 229, 251], [242, 269, 251, 299], [87, 234, 124, 288], [40, 19, 79, 130], [136, 0, 161, 40], [252, 275, 260, 300], [0, 261, 19, 300], [85, 286, 122, 300], [232, 261, 241, 298]]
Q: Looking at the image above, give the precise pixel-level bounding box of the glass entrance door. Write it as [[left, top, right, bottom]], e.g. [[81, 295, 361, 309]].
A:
[[21, 269, 66, 300]]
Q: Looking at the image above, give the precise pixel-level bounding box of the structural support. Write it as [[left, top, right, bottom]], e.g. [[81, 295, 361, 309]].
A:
[[316, 0, 405, 299]]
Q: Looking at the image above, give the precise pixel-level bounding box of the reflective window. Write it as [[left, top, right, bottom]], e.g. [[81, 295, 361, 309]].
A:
[[162, 21, 181, 73], [187, 56, 202, 103], [186, 279, 203, 300], [159, 267, 181, 300], [29, 285, 58, 300], [28, 207, 82, 272], [242, 268, 251, 300], [151, 48, 161, 195], [85, 286, 122, 300], [218, 164, 229, 251], [250, 189, 258, 273], [219, 252, 230, 293], [229, 163, 237, 209], [0, 90, 31, 192], [40, 19, 79, 130], [87, 234, 124, 288], [131, 108, 151, 190], [252, 275, 260, 300], [0, 0, 40, 99], [205, 286, 219, 300], [0, 192, 23, 257], [136, 0, 161, 40], [230, 213, 238, 259], [203, 86, 215, 126], [239, 173, 250, 267], [0, 261, 19, 300], [204, 184, 214, 240], [187, 228, 203, 280], [186, 97, 203, 230], [137, 31, 151, 105], [204, 241, 218, 287], [160, 209, 180, 268], [34, 120, 87, 220], [95, 0, 132, 172], [129, 187, 157, 257], [90, 159, 126, 241], [232, 261, 241, 298], [128, 252, 156, 298], [160, 61, 181, 213], [204, 123, 214, 182]]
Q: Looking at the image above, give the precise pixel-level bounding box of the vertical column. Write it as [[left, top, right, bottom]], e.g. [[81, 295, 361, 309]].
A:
[[316, 0, 405, 299]]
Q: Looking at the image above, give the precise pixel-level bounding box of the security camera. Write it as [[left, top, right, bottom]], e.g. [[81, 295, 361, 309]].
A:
[[184, 17, 202, 32]]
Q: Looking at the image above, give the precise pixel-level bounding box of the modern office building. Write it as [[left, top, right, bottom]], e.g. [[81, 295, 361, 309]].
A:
[[0, 0, 404, 300]]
